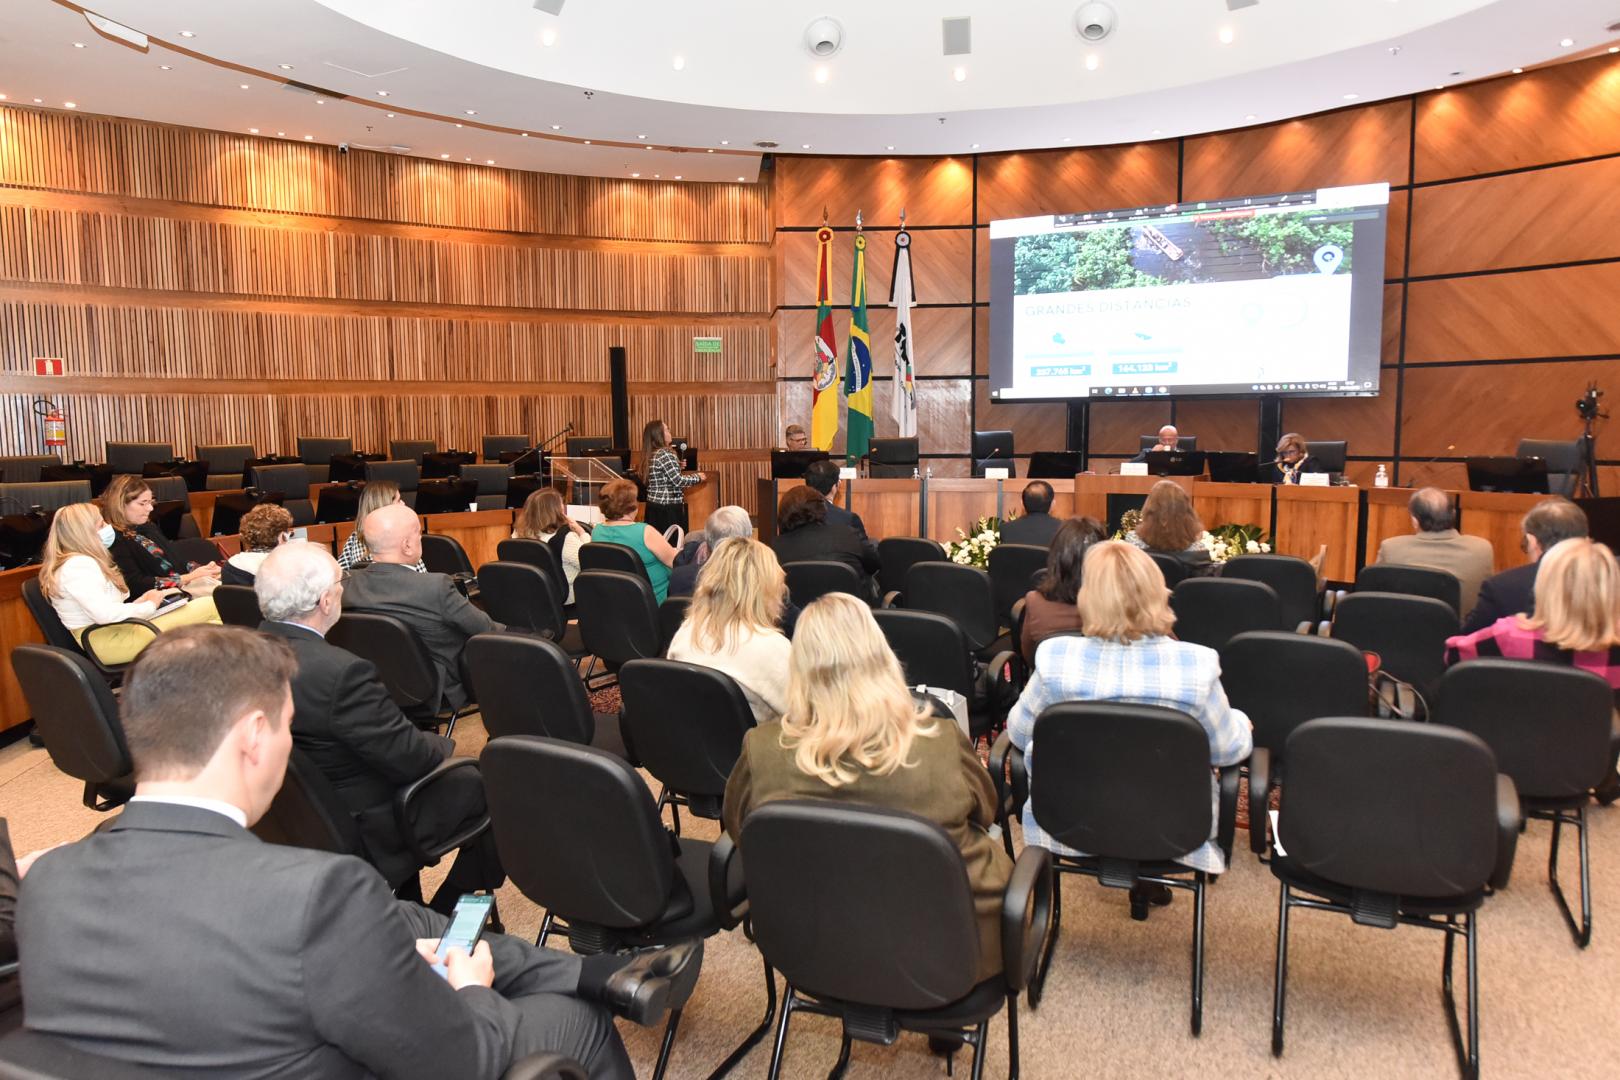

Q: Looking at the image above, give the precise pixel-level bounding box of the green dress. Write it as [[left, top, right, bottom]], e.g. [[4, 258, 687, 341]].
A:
[[590, 522, 671, 603]]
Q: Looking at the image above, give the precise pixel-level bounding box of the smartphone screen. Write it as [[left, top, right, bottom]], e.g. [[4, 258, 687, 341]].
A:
[[432, 893, 494, 978]]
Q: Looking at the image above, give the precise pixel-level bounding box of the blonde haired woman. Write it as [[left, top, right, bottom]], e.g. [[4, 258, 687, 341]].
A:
[[336, 480, 425, 573], [667, 538, 791, 724], [512, 488, 589, 605], [39, 503, 221, 664], [723, 593, 1013, 982], [1007, 540, 1252, 919]]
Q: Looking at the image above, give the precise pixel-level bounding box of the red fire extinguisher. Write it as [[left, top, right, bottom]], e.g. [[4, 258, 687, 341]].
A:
[[33, 398, 66, 449]]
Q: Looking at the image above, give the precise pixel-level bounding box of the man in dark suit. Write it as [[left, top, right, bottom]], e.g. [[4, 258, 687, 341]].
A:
[[803, 459, 880, 565], [255, 541, 501, 912], [341, 501, 501, 710], [16, 625, 697, 1079], [771, 485, 881, 603], [1460, 497, 1588, 634], [1000, 482, 1062, 547]]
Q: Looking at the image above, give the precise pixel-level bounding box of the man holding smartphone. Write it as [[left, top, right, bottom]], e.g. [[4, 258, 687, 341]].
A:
[[15, 626, 699, 1078]]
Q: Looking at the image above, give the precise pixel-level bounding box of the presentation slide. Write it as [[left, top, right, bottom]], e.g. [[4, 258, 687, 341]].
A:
[[988, 184, 1389, 401]]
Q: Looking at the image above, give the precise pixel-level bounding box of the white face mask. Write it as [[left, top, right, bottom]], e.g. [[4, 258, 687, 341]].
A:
[[98, 523, 116, 548]]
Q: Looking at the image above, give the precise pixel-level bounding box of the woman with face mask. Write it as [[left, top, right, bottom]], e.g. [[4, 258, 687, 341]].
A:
[[38, 502, 221, 665], [101, 474, 222, 597]]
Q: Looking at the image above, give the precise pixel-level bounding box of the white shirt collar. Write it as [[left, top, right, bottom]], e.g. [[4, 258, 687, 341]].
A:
[[272, 619, 326, 639], [128, 794, 248, 828]]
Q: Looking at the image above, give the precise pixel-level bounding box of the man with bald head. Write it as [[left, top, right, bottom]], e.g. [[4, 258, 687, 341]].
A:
[[1375, 486, 1496, 617], [1130, 425, 1182, 462], [255, 542, 502, 912], [340, 501, 501, 714]]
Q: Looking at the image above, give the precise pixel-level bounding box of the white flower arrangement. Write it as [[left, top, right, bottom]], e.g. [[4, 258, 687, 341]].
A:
[[944, 514, 1013, 568], [1200, 524, 1272, 563]]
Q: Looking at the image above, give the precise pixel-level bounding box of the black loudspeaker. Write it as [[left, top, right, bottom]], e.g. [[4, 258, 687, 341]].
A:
[[610, 346, 629, 451]]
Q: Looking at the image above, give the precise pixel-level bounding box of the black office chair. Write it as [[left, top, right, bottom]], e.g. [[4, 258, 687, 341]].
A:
[[496, 537, 568, 600], [903, 561, 1006, 661], [573, 570, 662, 683], [1434, 661, 1616, 947], [475, 562, 563, 642], [1138, 434, 1199, 452], [1356, 564, 1462, 616], [578, 541, 649, 582], [782, 560, 862, 608], [876, 535, 947, 606], [212, 584, 264, 627], [414, 478, 479, 516], [619, 658, 756, 829], [10, 644, 134, 812], [105, 441, 174, 475], [246, 464, 315, 526], [1331, 592, 1457, 717], [971, 430, 1016, 478], [658, 597, 690, 655], [482, 434, 532, 462], [1219, 631, 1370, 855], [988, 543, 1048, 628], [866, 436, 919, 478], [327, 611, 475, 736], [388, 440, 437, 465], [0, 454, 61, 484], [296, 436, 353, 485], [195, 443, 254, 490], [740, 800, 1051, 1080], [1269, 718, 1519, 1078], [1221, 554, 1319, 633], [479, 735, 771, 1080], [992, 703, 1241, 1034], [420, 532, 476, 579], [1304, 440, 1348, 474], [1517, 438, 1582, 496], [874, 608, 1015, 749], [1170, 577, 1282, 651], [1148, 551, 1189, 588], [460, 463, 513, 510], [210, 490, 286, 537], [462, 632, 625, 757], [20, 577, 156, 679]]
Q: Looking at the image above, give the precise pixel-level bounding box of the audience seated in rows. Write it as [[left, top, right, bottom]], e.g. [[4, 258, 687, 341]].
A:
[[591, 478, 678, 603], [1008, 541, 1252, 919], [221, 504, 295, 587], [341, 502, 502, 711], [667, 537, 792, 725], [1375, 486, 1495, 617], [1018, 516, 1105, 664], [668, 504, 752, 599], [511, 488, 590, 605], [771, 485, 880, 603], [39, 503, 220, 664], [1000, 482, 1063, 548], [1122, 480, 1212, 575], [802, 460, 880, 568], [15, 625, 699, 1078], [723, 593, 1013, 983], [337, 479, 427, 573], [1460, 496, 1588, 634], [256, 542, 503, 909], [102, 474, 221, 597]]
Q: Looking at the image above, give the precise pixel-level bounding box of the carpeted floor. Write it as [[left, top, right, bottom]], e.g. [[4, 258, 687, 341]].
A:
[[2, 715, 1616, 1078]]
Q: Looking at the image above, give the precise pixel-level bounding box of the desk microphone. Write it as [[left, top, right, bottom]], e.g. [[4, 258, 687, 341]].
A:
[[1410, 444, 1458, 471]]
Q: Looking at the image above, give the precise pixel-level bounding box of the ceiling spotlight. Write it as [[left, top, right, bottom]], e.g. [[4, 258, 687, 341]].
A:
[[674, 175, 682, 180], [804, 17, 844, 58], [551, 123, 561, 129], [1610, 46, 1619, 54], [465, 109, 477, 115], [455, 123, 463, 128], [706, 148, 713, 152], [1245, 113, 1257, 121], [32, 98, 42, 103], [637, 133, 646, 139], [1434, 84, 1445, 90], [1075, 2, 1117, 42], [63, 102, 77, 109], [178, 30, 195, 38], [971, 143, 980, 149], [1061, 136, 1071, 142], [541, 28, 557, 46], [304, 134, 313, 140], [440, 153, 450, 158], [386, 112, 395, 118], [814, 65, 829, 84], [0, 95, 7, 101], [1218, 26, 1234, 44], [801, 143, 811, 149], [720, 139, 729, 145], [278, 63, 293, 70], [953, 65, 967, 81], [583, 139, 591, 144], [632, 172, 640, 177], [521, 132, 528, 137], [486, 159, 494, 165], [1151, 128, 1161, 135], [672, 55, 685, 70], [376, 90, 388, 97], [1342, 92, 1358, 100], [159, 64, 171, 70], [464, 156, 471, 161], [73, 42, 86, 48], [1512, 67, 1523, 73], [737, 176, 746, 181], [654, 174, 661, 178], [1559, 37, 1575, 47], [315, 99, 324, 105], [239, 84, 250, 90], [278, 131, 285, 136], [886, 144, 895, 150], [1084, 53, 1099, 71], [645, 144, 653, 150], [249, 127, 258, 133]]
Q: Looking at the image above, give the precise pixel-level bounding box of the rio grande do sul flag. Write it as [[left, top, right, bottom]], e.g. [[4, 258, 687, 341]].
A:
[[843, 232, 874, 464], [810, 225, 840, 452]]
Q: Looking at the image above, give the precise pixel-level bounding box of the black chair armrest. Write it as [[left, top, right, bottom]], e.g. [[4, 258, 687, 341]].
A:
[[984, 648, 1018, 724], [1000, 845, 1053, 993], [1247, 747, 1272, 856], [988, 731, 1017, 825], [79, 618, 163, 672], [394, 758, 489, 865], [1216, 763, 1242, 865], [707, 831, 747, 929], [501, 1051, 588, 1080], [1491, 773, 1521, 891]]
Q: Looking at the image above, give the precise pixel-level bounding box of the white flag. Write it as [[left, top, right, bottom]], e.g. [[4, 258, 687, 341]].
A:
[[890, 229, 918, 437]]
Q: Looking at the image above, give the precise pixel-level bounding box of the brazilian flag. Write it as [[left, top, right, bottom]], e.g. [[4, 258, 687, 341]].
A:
[[843, 232, 874, 464]]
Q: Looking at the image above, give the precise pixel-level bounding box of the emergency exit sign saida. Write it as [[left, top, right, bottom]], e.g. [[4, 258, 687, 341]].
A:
[[693, 337, 722, 354]]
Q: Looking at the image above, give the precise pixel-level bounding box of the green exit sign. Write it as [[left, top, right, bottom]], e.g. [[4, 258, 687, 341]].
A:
[[693, 336, 722, 354]]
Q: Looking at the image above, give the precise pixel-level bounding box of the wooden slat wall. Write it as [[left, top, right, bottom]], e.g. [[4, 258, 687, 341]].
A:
[[772, 51, 1620, 487], [0, 104, 779, 512]]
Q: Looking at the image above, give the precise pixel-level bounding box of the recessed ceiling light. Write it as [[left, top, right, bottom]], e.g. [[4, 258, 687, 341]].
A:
[[278, 64, 293, 71], [159, 65, 171, 70], [1512, 67, 1523, 74], [654, 174, 660, 178], [1560, 37, 1575, 47], [801, 143, 811, 149], [720, 139, 729, 145], [814, 66, 829, 83], [1218, 26, 1234, 44], [1245, 113, 1257, 121], [376, 90, 388, 97], [315, 99, 324, 105], [0, 95, 7, 101], [32, 98, 42, 104], [465, 109, 477, 115], [706, 148, 713, 153], [1610, 46, 1619, 54], [277, 131, 285, 136], [178, 30, 195, 38], [637, 133, 646, 139], [386, 112, 395, 118], [63, 102, 76, 109], [520, 132, 528, 137], [631, 172, 640, 177], [971, 143, 980, 149], [1342, 92, 1358, 100], [1061, 136, 1071, 142], [304, 134, 313, 140], [1151, 128, 1162, 135], [1434, 84, 1445, 90], [249, 127, 258, 134], [551, 124, 560, 130], [953, 65, 967, 81], [886, 144, 895, 150], [72, 42, 85, 49], [737, 176, 746, 181], [455, 123, 463, 128], [486, 159, 494, 165], [583, 139, 591, 144], [1085, 54, 1099, 71], [674, 175, 682, 180], [672, 56, 685, 71], [464, 156, 470, 161], [645, 144, 653, 150], [541, 28, 557, 46], [239, 84, 250, 90], [440, 153, 450, 158]]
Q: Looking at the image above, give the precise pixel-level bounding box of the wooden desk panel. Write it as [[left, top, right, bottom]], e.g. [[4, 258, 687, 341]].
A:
[[424, 509, 515, 570], [0, 566, 45, 733], [1365, 487, 1419, 568], [927, 479, 1007, 543], [1037, 479, 1079, 522], [1275, 485, 1360, 583], [1460, 492, 1542, 572], [1192, 482, 1273, 534], [189, 487, 244, 537], [1072, 475, 1195, 524], [683, 478, 719, 530], [847, 479, 921, 541]]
